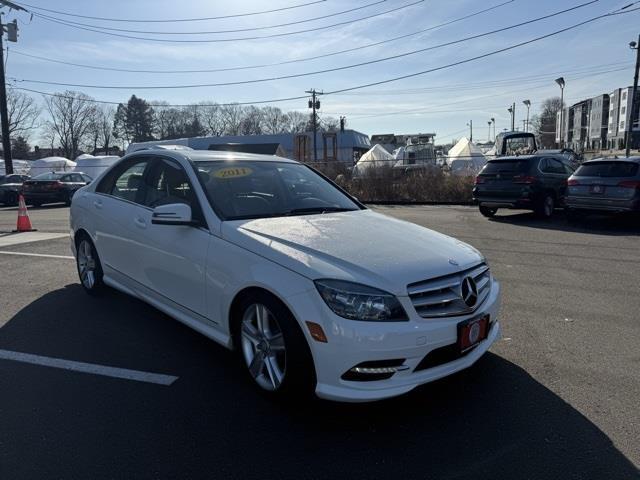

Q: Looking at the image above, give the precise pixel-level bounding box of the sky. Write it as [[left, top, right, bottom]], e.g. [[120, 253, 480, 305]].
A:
[[3, 0, 640, 145]]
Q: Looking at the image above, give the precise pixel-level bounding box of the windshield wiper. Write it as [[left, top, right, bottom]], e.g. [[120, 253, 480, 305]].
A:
[[285, 207, 356, 216]]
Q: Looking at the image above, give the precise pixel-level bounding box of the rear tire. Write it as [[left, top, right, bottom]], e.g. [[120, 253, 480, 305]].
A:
[[536, 194, 555, 218], [234, 291, 315, 399], [76, 234, 105, 296], [479, 206, 497, 218]]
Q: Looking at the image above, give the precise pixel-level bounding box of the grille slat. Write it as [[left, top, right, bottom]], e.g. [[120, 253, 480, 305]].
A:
[[407, 262, 491, 318]]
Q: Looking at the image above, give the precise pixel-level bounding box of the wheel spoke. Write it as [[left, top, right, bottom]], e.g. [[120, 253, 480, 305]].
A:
[[264, 355, 283, 389], [248, 350, 265, 378], [255, 304, 269, 335], [241, 321, 260, 345], [269, 333, 285, 351]]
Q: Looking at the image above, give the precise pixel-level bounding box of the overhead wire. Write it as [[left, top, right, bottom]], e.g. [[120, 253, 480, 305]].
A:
[[29, 0, 388, 35], [24, 0, 426, 43], [6, 0, 516, 74], [8, 0, 605, 90], [16, 0, 329, 23]]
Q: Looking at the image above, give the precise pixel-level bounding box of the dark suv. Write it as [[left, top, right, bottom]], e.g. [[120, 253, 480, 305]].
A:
[[0, 174, 30, 206], [473, 155, 574, 218]]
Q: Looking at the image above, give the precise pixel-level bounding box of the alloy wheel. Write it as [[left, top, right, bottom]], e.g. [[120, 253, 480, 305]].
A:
[[544, 196, 554, 217], [77, 239, 96, 290], [240, 303, 287, 391]]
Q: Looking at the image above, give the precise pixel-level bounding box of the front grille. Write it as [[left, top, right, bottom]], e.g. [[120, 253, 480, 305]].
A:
[[407, 263, 491, 318]]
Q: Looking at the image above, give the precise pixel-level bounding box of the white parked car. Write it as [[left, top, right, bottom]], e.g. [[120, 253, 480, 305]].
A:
[[70, 150, 501, 402]]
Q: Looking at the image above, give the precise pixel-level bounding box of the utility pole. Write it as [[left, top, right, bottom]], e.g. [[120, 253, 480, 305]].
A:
[[491, 117, 496, 142], [523, 99, 531, 133], [555, 77, 565, 148], [305, 89, 322, 162], [487, 121, 492, 142], [467, 120, 473, 141], [507, 104, 515, 131], [625, 35, 640, 157], [0, 2, 24, 175]]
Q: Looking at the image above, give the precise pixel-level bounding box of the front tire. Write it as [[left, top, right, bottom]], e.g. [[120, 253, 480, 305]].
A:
[[479, 206, 497, 218], [76, 235, 105, 295], [235, 292, 315, 398]]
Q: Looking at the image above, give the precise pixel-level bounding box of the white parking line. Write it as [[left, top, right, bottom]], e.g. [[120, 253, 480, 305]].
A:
[[0, 232, 68, 247], [0, 349, 179, 386], [0, 251, 74, 260]]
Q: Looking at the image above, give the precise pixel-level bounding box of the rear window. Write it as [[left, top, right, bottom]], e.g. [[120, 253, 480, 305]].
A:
[[32, 173, 63, 180], [481, 159, 530, 174], [574, 161, 639, 178]]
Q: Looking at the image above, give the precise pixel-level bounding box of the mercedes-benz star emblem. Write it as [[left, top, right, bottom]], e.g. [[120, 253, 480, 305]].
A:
[[448, 258, 459, 266], [461, 276, 478, 308]]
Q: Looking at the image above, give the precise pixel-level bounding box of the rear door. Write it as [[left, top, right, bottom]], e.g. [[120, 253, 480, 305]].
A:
[[539, 157, 571, 203], [91, 157, 151, 281]]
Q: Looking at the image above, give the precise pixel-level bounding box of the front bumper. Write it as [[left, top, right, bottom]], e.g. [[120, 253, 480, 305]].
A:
[[286, 279, 502, 402]]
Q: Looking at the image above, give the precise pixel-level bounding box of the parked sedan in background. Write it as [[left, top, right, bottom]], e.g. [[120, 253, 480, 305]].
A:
[[23, 172, 92, 207], [473, 155, 574, 218], [566, 157, 640, 216], [0, 174, 30, 206]]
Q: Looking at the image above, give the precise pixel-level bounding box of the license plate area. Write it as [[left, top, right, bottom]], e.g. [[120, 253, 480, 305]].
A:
[[589, 185, 605, 194], [457, 314, 490, 353]]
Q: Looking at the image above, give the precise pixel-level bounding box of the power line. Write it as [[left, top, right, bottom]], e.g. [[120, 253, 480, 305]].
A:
[[25, 0, 425, 43], [30, 0, 387, 35], [6, 0, 516, 74], [16, 0, 328, 23], [9, 1, 604, 90], [324, 4, 639, 96]]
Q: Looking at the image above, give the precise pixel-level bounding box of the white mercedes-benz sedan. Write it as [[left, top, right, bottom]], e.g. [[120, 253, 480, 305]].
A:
[[70, 149, 501, 402]]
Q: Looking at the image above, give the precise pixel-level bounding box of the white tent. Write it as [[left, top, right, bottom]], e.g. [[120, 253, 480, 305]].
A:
[[74, 154, 120, 180], [0, 159, 30, 175], [353, 144, 394, 177], [446, 137, 487, 176], [29, 157, 76, 177]]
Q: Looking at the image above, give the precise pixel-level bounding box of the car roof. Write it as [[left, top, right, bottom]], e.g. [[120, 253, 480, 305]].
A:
[[582, 156, 640, 164], [487, 155, 539, 161], [127, 149, 298, 164]]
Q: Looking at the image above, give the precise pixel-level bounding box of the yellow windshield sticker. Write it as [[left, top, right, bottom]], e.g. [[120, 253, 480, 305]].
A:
[[213, 167, 253, 179]]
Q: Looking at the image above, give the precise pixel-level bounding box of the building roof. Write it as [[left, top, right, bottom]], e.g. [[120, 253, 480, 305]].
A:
[[207, 143, 284, 155]]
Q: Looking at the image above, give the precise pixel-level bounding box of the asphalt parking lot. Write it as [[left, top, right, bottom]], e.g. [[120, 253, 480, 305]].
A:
[[0, 204, 639, 479]]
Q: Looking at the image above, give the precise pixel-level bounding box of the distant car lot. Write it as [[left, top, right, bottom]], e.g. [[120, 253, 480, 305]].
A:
[[0, 205, 638, 478]]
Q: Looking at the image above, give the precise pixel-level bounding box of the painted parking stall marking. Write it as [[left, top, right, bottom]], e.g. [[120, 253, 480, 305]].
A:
[[0, 349, 179, 386], [0, 250, 74, 260]]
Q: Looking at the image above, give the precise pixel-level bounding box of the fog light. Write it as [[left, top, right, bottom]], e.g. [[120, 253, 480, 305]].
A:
[[351, 366, 409, 374], [341, 359, 408, 381]]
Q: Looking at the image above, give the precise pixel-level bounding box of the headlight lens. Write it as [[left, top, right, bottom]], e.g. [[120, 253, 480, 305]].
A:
[[314, 279, 408, 322]]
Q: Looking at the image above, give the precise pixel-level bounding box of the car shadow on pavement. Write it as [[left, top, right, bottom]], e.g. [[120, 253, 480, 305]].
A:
[[0, 284, 638, 480], [490, 210, 640, 236]]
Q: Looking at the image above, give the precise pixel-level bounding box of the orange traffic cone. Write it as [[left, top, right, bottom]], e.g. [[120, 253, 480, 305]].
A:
[[13, 194, 37, 232]]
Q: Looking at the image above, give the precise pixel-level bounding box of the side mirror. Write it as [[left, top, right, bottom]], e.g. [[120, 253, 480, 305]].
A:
[[151, 203, 195, 226]]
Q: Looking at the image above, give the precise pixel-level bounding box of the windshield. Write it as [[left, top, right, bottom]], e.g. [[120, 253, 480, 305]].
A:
[[481, 159, 530, 174], [574, 161, 639, 178], [32, 172, 63, 181], [193, 161, 361, 220]]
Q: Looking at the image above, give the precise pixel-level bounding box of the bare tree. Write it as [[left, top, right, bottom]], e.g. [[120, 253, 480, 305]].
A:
[[100, 107, 115, 155], [240, 106, 263, 135], [321, 116, 340, 132], [5, 90, 41, 141], [532, 97, 563, 149], [261, 106, 289, 134], [220, 104, 244, 135], [45, 91, 97, 159], [199, 103, 224, 136], [285, 111, 308, 133]]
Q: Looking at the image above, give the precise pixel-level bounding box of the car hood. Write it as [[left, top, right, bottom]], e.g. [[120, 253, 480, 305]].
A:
[[222, 210, 484, 296]]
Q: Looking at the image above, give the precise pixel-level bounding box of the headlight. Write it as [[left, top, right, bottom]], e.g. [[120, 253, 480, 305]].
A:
[[314, 279, 408, 322]]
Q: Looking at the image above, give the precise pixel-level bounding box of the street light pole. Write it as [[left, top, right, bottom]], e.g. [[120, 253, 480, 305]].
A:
[[555, 77, 565, 148], [491, 117, 495, 141], [467, 120, 473, 141], [625, 35, 639, 157], [487, 121, 492, 142], [507, 104, 515, 131], [523, 100, 531, 133]]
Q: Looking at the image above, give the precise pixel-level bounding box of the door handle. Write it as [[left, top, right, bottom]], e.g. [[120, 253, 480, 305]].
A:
[[134, 217, 147, 229], [93, 200, 103, 209]]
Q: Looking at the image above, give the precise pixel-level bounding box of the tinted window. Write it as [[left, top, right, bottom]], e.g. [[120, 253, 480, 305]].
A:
[[481, 160, 530, 174], [194, 161, 359, 220], [82, 174, 93, 182], [98, 160, 148, 203], [70, 174, 84, 182], [33, 173, 63, 181], [574, 161, 639, 177], [541, 158, 565, 174]]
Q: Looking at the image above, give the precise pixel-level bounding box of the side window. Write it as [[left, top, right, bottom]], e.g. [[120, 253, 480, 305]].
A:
[[60, 175, 72, 182], [82, 174, 93, 183], [541, 158, 564, 174], [71, 174, 84, 182], [96, 159, 148, 203], [563, 163, 574, 175], [142, 158, 205, 224]]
